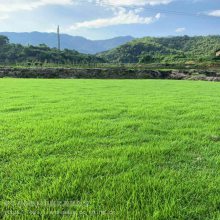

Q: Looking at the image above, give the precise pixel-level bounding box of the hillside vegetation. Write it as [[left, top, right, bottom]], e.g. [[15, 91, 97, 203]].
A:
[[98, 36, 220, 63], [0, 36, 104, 65], [1, 35, 220, 66]]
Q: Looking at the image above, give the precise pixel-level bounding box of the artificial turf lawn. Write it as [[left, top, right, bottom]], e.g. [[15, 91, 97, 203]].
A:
[[0, 79, 219, 219]]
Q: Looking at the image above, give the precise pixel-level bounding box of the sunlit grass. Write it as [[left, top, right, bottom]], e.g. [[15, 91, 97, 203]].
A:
[[0, 79, 220, 219]]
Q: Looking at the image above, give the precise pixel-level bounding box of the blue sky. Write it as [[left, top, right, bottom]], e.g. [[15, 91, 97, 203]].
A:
[[0, 0, 219, 39]]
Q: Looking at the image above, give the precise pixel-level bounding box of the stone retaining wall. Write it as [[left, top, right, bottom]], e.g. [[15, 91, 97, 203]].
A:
[[0, 67, 219, 81]]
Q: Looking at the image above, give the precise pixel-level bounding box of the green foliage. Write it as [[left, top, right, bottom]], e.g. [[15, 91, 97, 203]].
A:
[[1, 35, 220, 66], [99, 35, 220, 63], [139, 54, 154, 63], [0, 36, 105, 65], [213, 56, 220, 61], [0, 35, 9, 46]]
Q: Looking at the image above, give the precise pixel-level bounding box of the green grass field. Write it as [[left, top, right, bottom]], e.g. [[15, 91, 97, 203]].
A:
[[0, 79, 220, 219]]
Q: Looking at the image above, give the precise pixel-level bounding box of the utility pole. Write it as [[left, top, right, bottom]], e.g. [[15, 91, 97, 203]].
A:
[[57, 25, 61, 51], [57, 25, 61, 66]]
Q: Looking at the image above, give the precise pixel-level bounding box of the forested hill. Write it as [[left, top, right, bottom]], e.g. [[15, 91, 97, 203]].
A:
[[98, 36, 220, 63], [1, 35, 220, 65], [0, 36, 104, 65]]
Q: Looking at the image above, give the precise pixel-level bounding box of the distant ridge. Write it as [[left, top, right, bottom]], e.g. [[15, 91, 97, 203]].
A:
[[0, 32, 134, 54]]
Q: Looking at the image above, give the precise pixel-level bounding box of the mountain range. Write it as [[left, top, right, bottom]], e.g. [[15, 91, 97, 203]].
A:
[[0, 32, 134, 54]]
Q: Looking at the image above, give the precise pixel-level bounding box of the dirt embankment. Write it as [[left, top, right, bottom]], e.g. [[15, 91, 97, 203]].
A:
[[0, 67, 220, 81]]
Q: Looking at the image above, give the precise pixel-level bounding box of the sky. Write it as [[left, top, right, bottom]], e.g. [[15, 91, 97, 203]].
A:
[[0, 0, 219, 40]]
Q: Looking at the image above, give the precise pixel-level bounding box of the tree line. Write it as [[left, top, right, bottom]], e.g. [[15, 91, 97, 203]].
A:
[[1, 35, 220, 66], [0, 36, 104, 66]]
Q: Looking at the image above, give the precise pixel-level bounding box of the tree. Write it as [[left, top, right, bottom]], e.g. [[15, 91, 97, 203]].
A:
[[139, 54, 154, 63], [0, 36, 9, 47]]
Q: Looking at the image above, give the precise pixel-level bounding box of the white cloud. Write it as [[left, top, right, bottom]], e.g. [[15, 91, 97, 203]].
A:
[[175, 27, 186, 33], [69, 0, 167, 30], [0, 0, 173, 14], [0, 0, 73, 13], [70, 8, 161, 29], [0, 14, 9, 21], [95, 0, 173, 7], [207, 10, 220, 17]]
